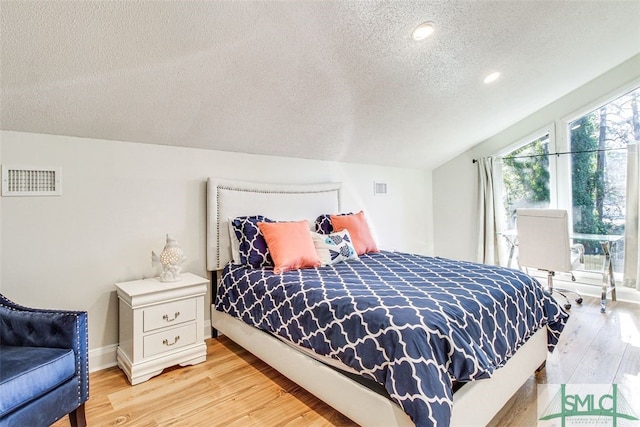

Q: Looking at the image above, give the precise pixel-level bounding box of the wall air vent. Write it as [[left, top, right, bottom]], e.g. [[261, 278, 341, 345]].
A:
[[2, 165, 62, 197], [374, 182, 388, 196]]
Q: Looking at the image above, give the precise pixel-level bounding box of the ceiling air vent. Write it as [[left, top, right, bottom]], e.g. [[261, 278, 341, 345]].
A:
[[2, 166, 62, 197]]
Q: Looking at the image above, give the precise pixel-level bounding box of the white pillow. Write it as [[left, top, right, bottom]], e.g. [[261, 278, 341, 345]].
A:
[[311, 230, 359, 266], [228, 218, 241, 264]]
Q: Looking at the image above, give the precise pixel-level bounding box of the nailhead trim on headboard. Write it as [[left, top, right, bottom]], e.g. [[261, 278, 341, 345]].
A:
[[207, 179, 341, 271]]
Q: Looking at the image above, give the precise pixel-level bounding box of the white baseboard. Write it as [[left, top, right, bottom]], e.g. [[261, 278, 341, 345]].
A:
[[89, 344, 118, 372], [89, 325, 213, 373]]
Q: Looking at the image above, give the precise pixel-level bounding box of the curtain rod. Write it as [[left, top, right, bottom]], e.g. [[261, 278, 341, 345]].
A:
[[472, 146, 628, 164]]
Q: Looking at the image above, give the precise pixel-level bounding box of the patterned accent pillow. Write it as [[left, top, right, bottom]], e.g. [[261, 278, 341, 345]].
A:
[[311, 230, 359, 266], [314, 212, 352, 234], [231, 215, 274, 268]]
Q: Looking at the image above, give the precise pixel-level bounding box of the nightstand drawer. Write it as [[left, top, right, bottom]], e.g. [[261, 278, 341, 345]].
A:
[[143, 298, 196, 332], [143, 323, 197, 358]]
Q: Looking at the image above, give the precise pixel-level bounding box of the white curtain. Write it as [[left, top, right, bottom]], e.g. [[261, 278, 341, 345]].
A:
[[624, 142, 640, 290], [476, 157, 503, 265]]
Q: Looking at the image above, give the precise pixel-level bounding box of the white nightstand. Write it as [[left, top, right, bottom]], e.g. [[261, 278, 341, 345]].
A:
[[115, 272, 209, 385]]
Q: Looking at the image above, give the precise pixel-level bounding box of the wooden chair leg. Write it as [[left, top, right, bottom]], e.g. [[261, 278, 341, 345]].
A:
[[68, 403, 87, 427]]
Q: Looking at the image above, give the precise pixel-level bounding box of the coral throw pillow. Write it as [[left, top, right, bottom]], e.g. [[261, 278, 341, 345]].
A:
[[258, 220, 321, 274], [330, 211, 379, 255]]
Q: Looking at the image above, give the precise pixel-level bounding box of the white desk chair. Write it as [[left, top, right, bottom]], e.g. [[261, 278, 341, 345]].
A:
[[516, 208, 584, 309]]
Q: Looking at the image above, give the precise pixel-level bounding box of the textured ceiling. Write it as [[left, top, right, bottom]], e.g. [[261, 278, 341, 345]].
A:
[[1, 1, 639, 169]]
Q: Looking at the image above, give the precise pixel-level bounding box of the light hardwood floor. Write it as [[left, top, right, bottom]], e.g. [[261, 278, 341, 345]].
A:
[[53, 295, 639, 427]]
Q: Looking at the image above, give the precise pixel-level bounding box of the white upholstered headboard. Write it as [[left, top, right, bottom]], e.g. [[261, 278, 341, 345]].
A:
[[206, 179, 342, 271]]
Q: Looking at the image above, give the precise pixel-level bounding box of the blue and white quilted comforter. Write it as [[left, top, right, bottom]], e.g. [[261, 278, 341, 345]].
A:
[[215, 251, 568, 426]]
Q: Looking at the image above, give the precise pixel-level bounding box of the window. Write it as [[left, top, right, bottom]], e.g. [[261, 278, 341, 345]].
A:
[[499, 85, 639, 285], [567, 87, 639, 274], [501, 132, 551, 230]]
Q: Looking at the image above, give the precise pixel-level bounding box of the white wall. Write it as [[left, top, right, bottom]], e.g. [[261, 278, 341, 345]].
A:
[[433, 54, 640, 262], [0, 132, 432, 367]]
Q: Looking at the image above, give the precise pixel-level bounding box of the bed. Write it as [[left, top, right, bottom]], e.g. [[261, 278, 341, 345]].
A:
[[206, 178, 568, 427]]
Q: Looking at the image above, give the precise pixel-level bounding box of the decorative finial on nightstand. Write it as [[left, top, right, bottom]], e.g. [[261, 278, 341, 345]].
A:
[[152, 234, 187, 282]]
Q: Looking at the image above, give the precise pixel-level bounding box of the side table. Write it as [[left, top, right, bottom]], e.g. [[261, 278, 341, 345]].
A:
[[115, 272, 208, 385]]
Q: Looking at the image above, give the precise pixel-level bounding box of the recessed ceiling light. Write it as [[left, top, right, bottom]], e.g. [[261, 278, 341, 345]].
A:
[[412, 22, 435, 41], [483, 71, 501, 84]]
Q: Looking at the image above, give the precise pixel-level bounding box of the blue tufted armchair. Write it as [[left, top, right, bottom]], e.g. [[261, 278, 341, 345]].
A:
[[0, 293, 89, 426]]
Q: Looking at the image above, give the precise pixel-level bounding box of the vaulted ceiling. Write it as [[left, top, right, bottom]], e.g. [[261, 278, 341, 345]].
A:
[[1, 1, 639, 169]]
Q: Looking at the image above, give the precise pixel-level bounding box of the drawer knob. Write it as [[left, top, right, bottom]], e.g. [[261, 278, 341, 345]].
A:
[[162, 336, 180, 346], [162, 311, 180, 322]]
